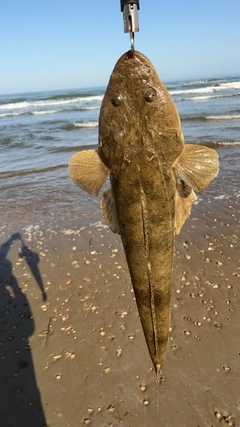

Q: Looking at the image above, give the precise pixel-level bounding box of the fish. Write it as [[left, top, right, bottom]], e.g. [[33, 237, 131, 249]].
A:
[[69, 50, 219, 385]]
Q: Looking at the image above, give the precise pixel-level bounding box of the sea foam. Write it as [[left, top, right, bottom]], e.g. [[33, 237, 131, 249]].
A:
[[0, 95, 104, 111], [171, 81, 240, 96], [74, 121, 98, 128], [206, 114, 240, 120]]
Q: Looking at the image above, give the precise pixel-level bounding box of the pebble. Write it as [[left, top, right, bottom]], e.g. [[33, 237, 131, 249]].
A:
[[143, 399, 150, 406]]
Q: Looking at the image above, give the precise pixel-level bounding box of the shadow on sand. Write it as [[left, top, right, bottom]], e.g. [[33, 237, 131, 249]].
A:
[[0, 232, 48, 427]]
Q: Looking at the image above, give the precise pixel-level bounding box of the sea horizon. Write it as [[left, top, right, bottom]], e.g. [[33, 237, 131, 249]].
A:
[[1, 72, 240, 98]]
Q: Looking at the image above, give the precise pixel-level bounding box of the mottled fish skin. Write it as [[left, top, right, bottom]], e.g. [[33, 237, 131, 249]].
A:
[[69, 50, 219, 378], [98, 51, 184, 371]]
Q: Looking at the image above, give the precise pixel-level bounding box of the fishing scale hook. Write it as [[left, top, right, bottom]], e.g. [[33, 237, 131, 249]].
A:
[[120, 0, 140, 55]]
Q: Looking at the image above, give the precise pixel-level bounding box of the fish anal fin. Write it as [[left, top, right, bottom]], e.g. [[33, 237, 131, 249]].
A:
[[173, 144, 219, 192], [100, 187, 120, 234], [69, 150, 109, 196], [175, 179, 197, 234]]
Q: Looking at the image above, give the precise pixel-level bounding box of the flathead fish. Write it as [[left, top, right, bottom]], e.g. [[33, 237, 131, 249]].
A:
[[69, 51, 219, 383]]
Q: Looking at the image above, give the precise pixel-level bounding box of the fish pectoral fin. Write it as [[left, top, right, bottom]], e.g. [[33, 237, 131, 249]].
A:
[[100, 187, 120, 234], [175, 179, 197, 234], [173, 144, 219, 192], [69, 150, 109, 196]]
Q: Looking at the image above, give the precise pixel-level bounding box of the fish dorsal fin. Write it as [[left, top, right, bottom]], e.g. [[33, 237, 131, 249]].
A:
[[175, 180, 197, 234], [173, 144, 219, 192], [69, 150, 109, 196], [100, 187, 120, 234]]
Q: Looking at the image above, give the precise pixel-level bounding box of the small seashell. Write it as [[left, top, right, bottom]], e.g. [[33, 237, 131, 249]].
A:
[[55, 374, 62, 380], [222, 364, 231, 373], [128, 335, 135, 340], [214, 411, 222, 419], [106, 404, 115, 412], [53, 355, 62, 361]]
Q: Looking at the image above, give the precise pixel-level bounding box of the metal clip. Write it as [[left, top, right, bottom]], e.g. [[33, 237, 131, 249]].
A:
[[122, 3, 139, 33], [120, 1, 140, 53]]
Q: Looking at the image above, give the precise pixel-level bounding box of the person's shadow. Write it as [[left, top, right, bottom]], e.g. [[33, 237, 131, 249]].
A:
[[0, 232, 48, 427]]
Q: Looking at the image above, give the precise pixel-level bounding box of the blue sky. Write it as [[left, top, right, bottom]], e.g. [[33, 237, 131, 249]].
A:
[[1, 0, 240, 94]]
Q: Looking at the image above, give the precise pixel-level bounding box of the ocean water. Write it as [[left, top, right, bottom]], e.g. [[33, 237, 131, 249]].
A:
[[0, 76, 240, 230]]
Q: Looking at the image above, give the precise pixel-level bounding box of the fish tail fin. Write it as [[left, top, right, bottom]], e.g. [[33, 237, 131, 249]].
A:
[[155, 364, 162, 413]]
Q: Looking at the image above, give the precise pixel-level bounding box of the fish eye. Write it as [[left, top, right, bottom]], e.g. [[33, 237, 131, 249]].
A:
[[111, 94, 123, 107], [144, 88, 156, 103]]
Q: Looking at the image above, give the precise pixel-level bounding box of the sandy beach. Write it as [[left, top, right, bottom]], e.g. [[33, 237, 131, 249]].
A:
[[0, 181, 239, 427]]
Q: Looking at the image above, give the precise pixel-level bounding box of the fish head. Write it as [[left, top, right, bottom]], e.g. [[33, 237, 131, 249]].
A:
[[99, 50, 184, 173]]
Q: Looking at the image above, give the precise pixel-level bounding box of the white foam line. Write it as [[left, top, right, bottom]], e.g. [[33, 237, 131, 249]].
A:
[[32, 109, 60, 115], [214, 195, 230, 200], [170, 81, 240, 96], [0, 111, 23, 118], [74, 121, 98, 128], [206, 114, 240, 120], [0, 95, 104, 110]]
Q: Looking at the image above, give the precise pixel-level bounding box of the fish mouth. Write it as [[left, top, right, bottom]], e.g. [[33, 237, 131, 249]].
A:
[[114, 50, 154, 68]]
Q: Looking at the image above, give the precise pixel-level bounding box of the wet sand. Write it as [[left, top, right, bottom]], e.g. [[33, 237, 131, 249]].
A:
[[0, 191, 239, 427]]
